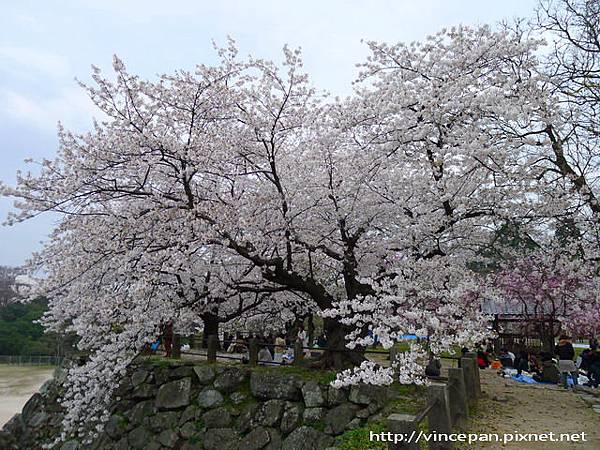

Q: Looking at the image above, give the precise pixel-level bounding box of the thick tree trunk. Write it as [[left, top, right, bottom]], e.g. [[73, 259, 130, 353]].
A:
[[311, 318, 365, 370], [201, 314, 221, 350], [542, 318, 558, 353]]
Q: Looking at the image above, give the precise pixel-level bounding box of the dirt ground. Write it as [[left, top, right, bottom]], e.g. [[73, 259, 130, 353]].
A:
[[0, 365, 55, 427], [460, 369, 600, 450]]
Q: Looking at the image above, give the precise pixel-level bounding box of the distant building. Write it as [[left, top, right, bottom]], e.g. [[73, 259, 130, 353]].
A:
[[482, 298, 563, 352]]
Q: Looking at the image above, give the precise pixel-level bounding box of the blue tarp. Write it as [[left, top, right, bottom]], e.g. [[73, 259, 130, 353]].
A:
[[399, 334, 420, 340], [511, 373, 575, 385], [511, 374, 537, 384]]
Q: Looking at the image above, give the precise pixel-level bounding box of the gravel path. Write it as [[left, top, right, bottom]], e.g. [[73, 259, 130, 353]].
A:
[[461, 369, 600, 449]]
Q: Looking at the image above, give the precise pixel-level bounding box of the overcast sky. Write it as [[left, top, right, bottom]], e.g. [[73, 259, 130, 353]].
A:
[[0, 0, 538, 267]]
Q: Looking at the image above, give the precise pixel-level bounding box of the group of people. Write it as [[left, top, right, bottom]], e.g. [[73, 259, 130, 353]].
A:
[[492, 336, 600, 389], [221, 325, 328, 365], [223, 332, 289, 364]]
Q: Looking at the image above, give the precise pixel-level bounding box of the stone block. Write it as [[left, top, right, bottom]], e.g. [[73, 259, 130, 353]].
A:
[[156, 377, 192, 410]]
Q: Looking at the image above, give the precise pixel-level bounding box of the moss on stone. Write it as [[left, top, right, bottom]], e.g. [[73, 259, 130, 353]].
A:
[[252, 365, 337, 385]]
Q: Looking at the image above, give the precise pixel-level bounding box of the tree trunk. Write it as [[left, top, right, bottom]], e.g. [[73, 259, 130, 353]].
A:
[[542, 318, 557, 353], [201, 314, 221, 350], [311, 317, 365, 370]]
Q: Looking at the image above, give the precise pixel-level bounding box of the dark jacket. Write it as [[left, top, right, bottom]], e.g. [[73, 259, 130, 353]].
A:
[[555, 340, 575, 361], [425, 358, 441, 377], [540, 360, 560, 383]]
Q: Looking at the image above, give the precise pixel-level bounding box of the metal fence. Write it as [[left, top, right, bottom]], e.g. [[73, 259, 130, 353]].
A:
[[0, 355, 63, 366], [167, 336, 459, 371]]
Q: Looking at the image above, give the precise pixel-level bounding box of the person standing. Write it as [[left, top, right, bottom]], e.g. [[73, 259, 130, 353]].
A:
[[264, 333, 274, 358], [297, 325, 310, 357], [556, 334, 578, 388], [162, 321, 174, 358]]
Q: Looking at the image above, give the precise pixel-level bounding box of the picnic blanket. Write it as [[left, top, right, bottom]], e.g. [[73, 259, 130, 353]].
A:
[[511, 374, 537, 384], [510, 373, 590, 386]]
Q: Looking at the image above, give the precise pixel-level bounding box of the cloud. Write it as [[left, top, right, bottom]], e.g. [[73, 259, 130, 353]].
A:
[[0, 86, 98, 132], [0, 44, 70, 78], [13, 13, 44, 32]]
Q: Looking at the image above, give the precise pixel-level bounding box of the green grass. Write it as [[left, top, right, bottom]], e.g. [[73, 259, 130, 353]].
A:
[[138, 355, 178, 367], [418, 419, 429, 450], [252, 364, 337, 384], [334, 383, 429, 449], [139, 356, 338, 384], [393, 342, 412, 353], [387, 383, 427, 415], [335, 421, 387, 450]]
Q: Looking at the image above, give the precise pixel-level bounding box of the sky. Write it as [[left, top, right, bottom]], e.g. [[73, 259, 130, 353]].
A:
[[0, 0, 538, 267]]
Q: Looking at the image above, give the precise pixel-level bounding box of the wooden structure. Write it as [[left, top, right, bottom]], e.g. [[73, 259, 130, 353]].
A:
[[386, 353, 480, 450], [490, 313, 561, 352]]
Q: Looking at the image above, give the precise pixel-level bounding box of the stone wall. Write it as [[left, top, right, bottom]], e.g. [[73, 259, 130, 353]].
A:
[[1, 359, 396, 450]]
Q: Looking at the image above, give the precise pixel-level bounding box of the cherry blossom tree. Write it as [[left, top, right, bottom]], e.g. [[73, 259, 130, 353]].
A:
[[1, 22, 585, 443], [321, 24, 559, 384], [519, 0, 600, 259], [326, 255, 492, 386]]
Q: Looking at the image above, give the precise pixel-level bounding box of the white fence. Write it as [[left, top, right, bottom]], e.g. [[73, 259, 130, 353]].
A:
[[0, 355, 63, 366]]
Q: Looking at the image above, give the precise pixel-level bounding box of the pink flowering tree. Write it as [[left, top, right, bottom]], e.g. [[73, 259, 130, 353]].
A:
[[487, 249, 600, 350]]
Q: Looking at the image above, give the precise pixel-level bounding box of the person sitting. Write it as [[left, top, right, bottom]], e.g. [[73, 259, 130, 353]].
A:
[[580, 349, 591, 372], [316, 333, 327, 348], [458, 347, 469, 368], [149, 339, 161, 354], [498, 348, 514, 368], [222, 333, 232, 351], [515, 350, 530, 376], [425, 354, 441, 377], [507, 348, 516, 363], [282, 346, 294, 364], [586, 348, 600, 388], [476, 347, 490, 369], [264, 333, 275, 358], [273, 334, 287, 363], [528, 353, 541, 373], [258, 346, 273, 365], [227, 333, 247, 353], [533, 357, 560, 384]]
